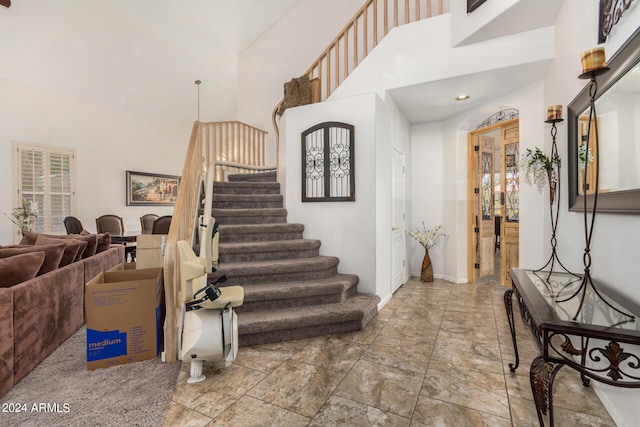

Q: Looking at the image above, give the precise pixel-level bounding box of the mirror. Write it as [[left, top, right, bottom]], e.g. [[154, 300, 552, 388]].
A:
[[568, 27, 640, 213]]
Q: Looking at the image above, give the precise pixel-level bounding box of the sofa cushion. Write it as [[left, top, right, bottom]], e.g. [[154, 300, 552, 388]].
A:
[[34, 235, 85, 266], [0, 243, 65, 276], [70, 234, 97, 258], [0, 252, 46, 288], [21, 231, 98, 259]]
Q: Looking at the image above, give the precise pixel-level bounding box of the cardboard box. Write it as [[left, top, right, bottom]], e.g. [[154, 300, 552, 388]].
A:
[[107, 262, 136, 272], [85, 268, 164, 370], [136, 235, 165, 269]]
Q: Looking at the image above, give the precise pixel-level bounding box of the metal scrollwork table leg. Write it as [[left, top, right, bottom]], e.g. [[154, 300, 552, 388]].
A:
[[504, 286, 520, 371]]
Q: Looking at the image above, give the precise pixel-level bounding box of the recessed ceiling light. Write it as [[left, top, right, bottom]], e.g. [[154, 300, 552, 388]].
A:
[[456, 95, 470, 101]]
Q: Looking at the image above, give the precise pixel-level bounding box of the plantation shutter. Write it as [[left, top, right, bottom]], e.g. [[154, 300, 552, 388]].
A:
[[15, 142, 76, 234]]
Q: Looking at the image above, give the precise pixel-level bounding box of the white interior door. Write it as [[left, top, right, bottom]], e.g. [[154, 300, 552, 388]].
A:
[[391, 148, 406, 292]]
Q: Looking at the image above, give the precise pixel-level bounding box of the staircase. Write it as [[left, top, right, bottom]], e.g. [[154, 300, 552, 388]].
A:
[[208, 171, 380, 347]]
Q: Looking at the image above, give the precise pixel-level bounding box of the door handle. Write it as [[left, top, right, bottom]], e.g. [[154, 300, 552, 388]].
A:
[[391, 226, 398, 231]]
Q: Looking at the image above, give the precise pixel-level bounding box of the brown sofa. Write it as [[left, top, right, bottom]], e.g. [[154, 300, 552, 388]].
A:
[[0, 233, 125, 397]]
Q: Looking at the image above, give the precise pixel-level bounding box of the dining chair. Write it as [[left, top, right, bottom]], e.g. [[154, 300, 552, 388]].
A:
[[140, 214, 159, 234], [63, 216, 84, 235], [95, 214, 125, 236], [151, 215, 172, 234]]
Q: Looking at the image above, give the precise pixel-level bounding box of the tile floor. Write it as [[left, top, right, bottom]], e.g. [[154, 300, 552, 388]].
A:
[[162, 277, 616, 426]]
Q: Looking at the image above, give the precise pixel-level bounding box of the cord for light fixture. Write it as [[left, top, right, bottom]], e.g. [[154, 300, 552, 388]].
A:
[[195, 80, 201, 122]]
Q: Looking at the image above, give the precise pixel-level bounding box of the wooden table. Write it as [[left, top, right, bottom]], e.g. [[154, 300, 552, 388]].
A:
[[505, 268, 640, 426], [110, 235, 137, 262]]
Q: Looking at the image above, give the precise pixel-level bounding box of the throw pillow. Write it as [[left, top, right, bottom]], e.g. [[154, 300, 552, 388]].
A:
[[0, 252, 46, 288], [0, 243, 65, 276], [35, 235, 83, 266], [25, 232, 98, 259], [95, 233, 111, 253]]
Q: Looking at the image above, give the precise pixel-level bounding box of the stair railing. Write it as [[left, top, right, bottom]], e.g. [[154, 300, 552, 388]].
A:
[[163, 120, 272, 363], [272, 0, 447, 173], [162, 121, 204, 363], [307, 0, 445, 103], [198, 121, 275, 181]]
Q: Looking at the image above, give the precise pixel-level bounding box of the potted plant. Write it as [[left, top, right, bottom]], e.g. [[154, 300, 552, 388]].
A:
[[407, 222, 447, 282], [520, 147, 560, 203], [4, 198, 38, 232]]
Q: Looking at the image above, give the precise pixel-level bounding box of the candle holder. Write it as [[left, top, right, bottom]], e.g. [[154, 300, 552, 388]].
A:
[[556, 56, 633, 320], [534, 112, 579, 282]]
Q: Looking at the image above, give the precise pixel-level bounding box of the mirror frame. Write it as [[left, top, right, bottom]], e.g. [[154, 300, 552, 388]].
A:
[[568, 26, 640, 214]]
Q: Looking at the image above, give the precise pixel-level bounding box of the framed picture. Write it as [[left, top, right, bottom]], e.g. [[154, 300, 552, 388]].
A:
[[467, 0, 487, 13], [126, 171, 180, 206]]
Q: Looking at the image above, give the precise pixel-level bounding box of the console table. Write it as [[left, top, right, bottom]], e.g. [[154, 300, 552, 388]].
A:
[[505, 268, 640, 427]]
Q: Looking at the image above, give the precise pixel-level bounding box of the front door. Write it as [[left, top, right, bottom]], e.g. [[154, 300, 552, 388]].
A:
[[467, 117, 520, 284], [477, 134, 495, 278], [500, 122, 520, 285]]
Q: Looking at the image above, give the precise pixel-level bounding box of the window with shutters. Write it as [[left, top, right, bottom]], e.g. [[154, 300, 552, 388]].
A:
[[13, 141, 76, 236]]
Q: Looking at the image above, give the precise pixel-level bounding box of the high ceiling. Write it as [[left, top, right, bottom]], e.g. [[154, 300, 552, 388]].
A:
[[1, 0, 565, 127], [0, 0, 301, 126]]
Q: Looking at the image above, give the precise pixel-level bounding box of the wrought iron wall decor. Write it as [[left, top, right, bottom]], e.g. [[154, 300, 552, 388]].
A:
[[475, 108, 519, 129], [504, 142, 520, 222], [599, 0, 636, 43], [467, 0, 487, 14], [301, 122, 355, 202]]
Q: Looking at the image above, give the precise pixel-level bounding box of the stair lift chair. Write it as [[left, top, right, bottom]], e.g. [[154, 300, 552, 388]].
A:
[[176, 165, 243, 384]]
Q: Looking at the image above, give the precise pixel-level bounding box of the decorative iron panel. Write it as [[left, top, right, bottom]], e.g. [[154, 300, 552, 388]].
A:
[[302, 122, 355, 202], [505, 142, 520, 222], [481, 151, 493, 220]]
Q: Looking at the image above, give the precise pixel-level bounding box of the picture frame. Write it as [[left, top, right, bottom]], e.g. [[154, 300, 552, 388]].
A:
[[126, 171, 180, 206], [467, 0, 487, 13]]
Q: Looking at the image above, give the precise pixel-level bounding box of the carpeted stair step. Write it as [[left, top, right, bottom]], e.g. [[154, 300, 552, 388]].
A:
[[213, 256, 339, 286], [211, 208, 287, 225], [228, 171, 277, 183], [214, 181, 280, 195], [218, 223, 304, 242], [236, 274, 359, 313], [212, 193, 283, 209], [219, 239, 321, 262], [237, 294, 380, 347]]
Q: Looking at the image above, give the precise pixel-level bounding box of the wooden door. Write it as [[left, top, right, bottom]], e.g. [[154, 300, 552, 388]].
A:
[[477, 134, 495, 278], [500, 123, 519, 285]]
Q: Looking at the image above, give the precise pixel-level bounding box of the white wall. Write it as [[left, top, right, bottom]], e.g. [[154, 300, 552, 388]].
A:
[[0, 78, 189, 243], [409, 123, 446, 278], [450, 0, 563, 47], [237, 0, 364, 165], [545, 1, 640, 424], [282, 94, 377, 296], [330, 13, 555, 103], [281, 91, 411, 303]]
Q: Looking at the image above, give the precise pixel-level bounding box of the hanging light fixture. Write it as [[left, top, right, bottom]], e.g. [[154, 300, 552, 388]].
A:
[[195, 80, 201, 122]]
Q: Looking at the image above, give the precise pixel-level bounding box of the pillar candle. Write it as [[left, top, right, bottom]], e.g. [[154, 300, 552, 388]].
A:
[[547, 105, 562, 121], [581, 47, 606, 74]]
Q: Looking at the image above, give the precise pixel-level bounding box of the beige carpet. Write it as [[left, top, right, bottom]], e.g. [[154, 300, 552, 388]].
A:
[[0, 326, 180, 427]]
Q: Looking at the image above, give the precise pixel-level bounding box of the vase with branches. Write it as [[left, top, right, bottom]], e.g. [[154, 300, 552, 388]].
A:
[[407, 222, 448, 282]]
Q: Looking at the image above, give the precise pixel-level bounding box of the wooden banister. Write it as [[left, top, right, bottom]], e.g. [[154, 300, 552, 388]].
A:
[[303, 0, 445, 103], [163, 120, 271, 363]]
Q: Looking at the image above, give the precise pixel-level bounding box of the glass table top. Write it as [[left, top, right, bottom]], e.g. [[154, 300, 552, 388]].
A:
[[523, 270, 640, 332]]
